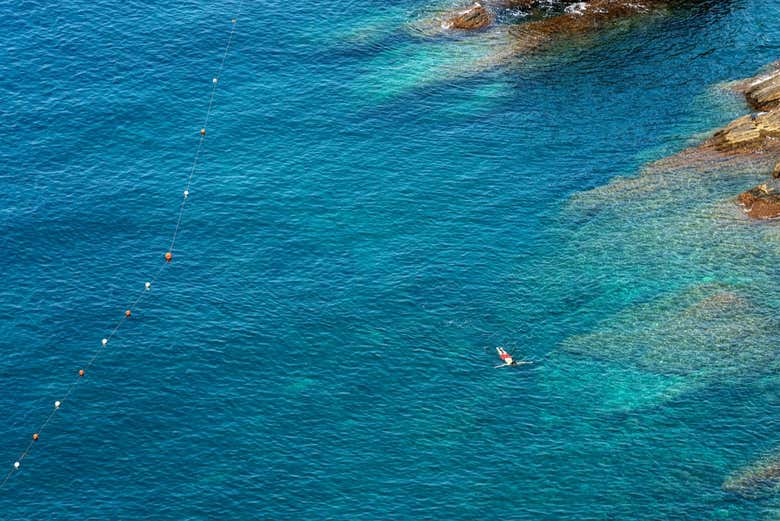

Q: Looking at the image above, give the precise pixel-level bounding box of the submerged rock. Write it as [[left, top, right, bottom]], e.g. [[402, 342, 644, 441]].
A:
[[737, 183, 780, 219], [724, 452, 780, 499], [568, 61, 780, 222], [562, 283, 778, 379], [577, 63, 780, 185], [508, 0, 661, 52], [448, 3, 492, 30], [437, 0, 667, 48], [415, 0, 703, 81]]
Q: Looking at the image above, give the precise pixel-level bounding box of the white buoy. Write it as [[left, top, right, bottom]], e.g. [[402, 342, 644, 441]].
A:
[[145, 282, 151, 291], [55, 401, 61, 409], [102, 338, 108, 346], [183, 190, 189, 198], [213, 78, 218, 84], [13, 462, 19, 470]]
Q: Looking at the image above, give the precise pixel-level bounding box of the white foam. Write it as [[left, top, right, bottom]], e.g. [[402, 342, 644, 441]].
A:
[[564, 2, 588, 15]]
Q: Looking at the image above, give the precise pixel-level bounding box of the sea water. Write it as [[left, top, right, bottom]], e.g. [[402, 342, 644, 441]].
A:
[[2, 0, 780, 518]]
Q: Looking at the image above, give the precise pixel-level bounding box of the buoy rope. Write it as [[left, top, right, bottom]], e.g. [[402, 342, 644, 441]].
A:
[[0, 1, 243, 491], [172, 8, 240, 253]]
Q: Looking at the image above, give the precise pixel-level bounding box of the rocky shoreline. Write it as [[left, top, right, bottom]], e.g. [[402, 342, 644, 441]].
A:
[[663, 63, 780, 496], [568, 61, 780, 221], [438, 0, 780, 496], [443, 0, 667, 34], [437, 0, 675, 55], [710, 64, 780, 219]]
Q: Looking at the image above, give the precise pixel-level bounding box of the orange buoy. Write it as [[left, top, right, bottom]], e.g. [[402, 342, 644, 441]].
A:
[[79, 369, 85, 377], [200, 128, 206, 136], [165, 252, 172, 263], [125, 310, 131, 318], [32, 433, 39, 441]]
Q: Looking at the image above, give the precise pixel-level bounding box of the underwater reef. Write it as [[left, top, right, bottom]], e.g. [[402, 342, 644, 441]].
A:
[[562, 283, 778, 380], [724, 452, 780, 499], [425, 0, 780, 500], [566, 61, 780, 220]]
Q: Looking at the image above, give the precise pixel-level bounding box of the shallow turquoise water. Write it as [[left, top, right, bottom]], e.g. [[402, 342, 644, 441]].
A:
[[3, 0, 780, 518]]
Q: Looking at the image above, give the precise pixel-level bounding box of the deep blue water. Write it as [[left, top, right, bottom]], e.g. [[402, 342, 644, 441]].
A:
[[3, 0, 780, 518]]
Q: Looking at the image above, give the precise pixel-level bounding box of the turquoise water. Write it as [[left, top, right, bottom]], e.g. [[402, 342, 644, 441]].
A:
[[3, 0, 780, 518]]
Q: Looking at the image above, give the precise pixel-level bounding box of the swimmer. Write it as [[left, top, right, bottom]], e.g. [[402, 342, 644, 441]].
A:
[[495, 346, 533, 368]]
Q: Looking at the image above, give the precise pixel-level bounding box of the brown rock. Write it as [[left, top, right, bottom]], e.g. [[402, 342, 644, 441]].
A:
[[738, 66, 780, 112], [508, 0, 653, 49], [707, 109, 780, 154], [773, 162, 780, 178], [449, 4, 491, 30], [699, 63, 780, 156], [737, 184, 780, 219]]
